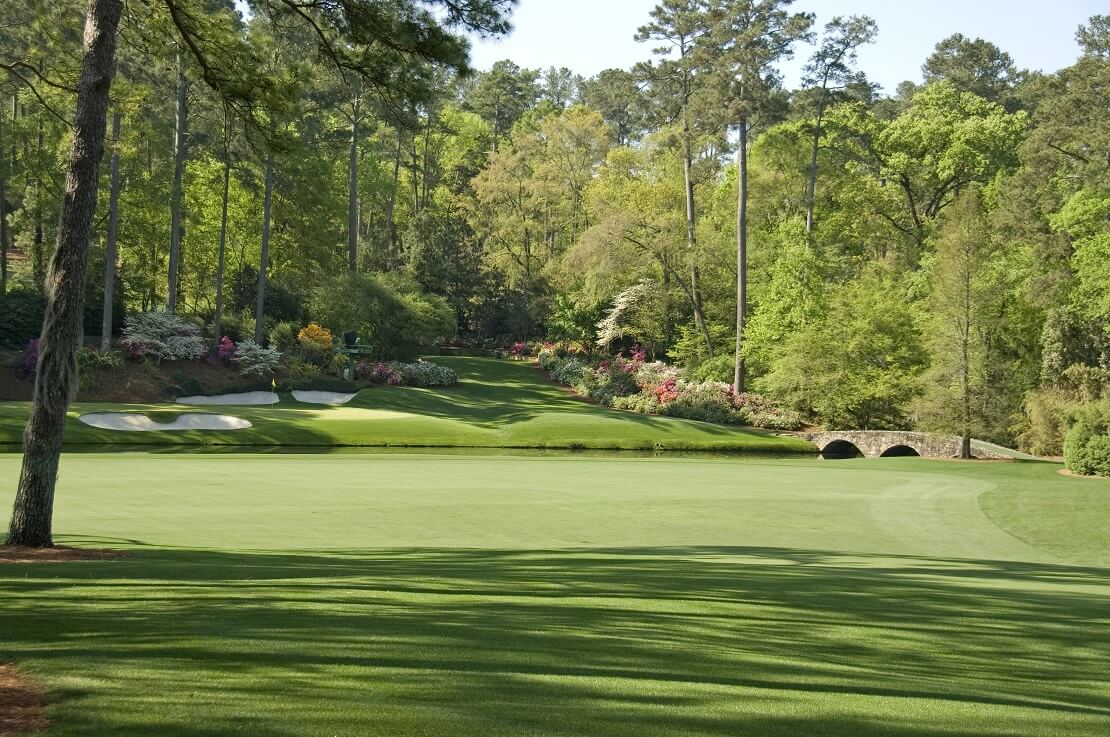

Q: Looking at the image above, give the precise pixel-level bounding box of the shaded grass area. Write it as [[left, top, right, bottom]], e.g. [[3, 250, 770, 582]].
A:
[[1, 454, 1109, 736], [0, 357, 811, 453]]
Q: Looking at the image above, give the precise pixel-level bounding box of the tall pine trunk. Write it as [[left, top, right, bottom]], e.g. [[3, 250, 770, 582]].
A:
[[7, 0, 123, 547], [254, 153, 273, 344], [347, 96, 360, 272], [733, 121, 749, 392], [682, 113, 713, 359], [384, 133, 402, 269], [100, 111, 121, 352], [166, 53, 188, 313], [0, 92, 7, 295], [212, 155, 230, 351]]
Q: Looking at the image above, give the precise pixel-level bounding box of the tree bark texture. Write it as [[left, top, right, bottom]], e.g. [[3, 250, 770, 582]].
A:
[[253, 153, 273, 343], [8, 0, 123, 547], [733, 121, 749, 392], [166, 54, 188, 313]]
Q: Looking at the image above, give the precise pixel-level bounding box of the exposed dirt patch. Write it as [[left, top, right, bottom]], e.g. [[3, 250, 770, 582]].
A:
[[0, 664, 48, 736], [1057, 467, 1108, 479], [0, 545, 126, 564]]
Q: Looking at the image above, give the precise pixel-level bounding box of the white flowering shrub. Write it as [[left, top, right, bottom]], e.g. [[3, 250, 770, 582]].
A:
[[386, 360, 458, 387], [122, 310, 206, 362], [234, 339, 282, 377]]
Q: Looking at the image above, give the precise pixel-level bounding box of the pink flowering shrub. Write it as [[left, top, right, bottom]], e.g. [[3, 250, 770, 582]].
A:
[[537, 344, 803, 430], [15, 338, 39, 380], [217, 336, 237, 361]]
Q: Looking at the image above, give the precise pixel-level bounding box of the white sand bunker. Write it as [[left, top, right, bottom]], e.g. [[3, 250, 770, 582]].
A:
[[292, 390, 358, 405], [176, 391, 279, 405], [79, 413, 251, 432]]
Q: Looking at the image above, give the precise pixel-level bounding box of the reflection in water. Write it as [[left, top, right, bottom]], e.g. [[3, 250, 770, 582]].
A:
[[0, 442, 814, 461]]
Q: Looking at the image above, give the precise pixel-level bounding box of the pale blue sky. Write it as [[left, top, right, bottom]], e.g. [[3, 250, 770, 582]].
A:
[[469, 0, 1104, 93]]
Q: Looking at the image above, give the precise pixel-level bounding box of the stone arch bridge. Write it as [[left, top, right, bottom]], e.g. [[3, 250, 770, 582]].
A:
[[798, 431, 1037, 460]]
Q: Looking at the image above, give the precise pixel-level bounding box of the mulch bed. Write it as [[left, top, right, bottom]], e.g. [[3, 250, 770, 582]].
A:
[[0, 664, 48, 737], [0, 545, 126, 564]]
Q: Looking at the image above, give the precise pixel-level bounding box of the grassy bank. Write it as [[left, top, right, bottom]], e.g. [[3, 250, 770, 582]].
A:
[[0, 357, 812, 453]]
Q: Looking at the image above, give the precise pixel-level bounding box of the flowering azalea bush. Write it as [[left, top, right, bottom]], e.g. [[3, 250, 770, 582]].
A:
[[122, 310, 206, 362], [297, 323, 333, 351], [537, 345, 803, 431], [356, 360, 457, 387], [14, 338, 39, 379], [233, 339, 282, 377], [217, 336, 237, 361]]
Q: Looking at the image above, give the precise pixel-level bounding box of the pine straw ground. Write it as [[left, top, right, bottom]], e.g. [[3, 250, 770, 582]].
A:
[[0, 546, 124, 564], [0, 664, 48, 737]]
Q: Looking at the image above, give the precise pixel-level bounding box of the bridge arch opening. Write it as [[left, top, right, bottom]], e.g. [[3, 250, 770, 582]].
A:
[[880, 444, 920, 457], [820, 439, 864, 459]]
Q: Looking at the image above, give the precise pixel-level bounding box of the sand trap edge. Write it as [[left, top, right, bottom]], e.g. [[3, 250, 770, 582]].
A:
[[176, 391, 279, 406], [78, 413, 252, 432], [291, 390, 359, 405]]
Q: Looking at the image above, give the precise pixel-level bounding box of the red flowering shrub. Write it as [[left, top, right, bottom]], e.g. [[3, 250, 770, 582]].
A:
[[217, 336, 237, 361]]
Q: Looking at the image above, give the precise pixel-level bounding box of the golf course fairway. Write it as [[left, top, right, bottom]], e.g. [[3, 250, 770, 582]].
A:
[[2, 452, 1108, 736]]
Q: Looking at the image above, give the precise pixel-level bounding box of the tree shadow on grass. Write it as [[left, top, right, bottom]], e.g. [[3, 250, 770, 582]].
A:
[[2, 544, 1108, 736]]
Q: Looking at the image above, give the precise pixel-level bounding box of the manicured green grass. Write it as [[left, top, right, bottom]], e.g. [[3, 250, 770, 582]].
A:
[[0, 357, 811, 453], [2, 453, 1108, 736]]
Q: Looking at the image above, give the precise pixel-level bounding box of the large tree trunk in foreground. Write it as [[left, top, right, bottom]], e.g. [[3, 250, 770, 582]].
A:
[[733, 121, 749, 392], [7, 0, 123, 547], [100, 111, 121, 352], [253, 153, 273, 344], [166, 54, 188, 313], [0, 93, 7, 295]]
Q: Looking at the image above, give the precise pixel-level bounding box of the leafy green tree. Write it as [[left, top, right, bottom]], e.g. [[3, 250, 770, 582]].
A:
[[636, 0, 715, 357], [800, 15, 876, 234], [922, 34, 1022, 108], [916, 189, 1007, 456], [700, 0, 813, 390], [759, 267, 926, 429], [463, 59, 538, 151]]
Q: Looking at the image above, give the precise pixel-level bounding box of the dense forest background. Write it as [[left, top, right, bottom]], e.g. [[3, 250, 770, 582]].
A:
[[0, 1, 1107, 452]]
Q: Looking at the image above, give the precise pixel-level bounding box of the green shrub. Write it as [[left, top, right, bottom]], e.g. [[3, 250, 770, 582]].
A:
[[386, 361, 458, 387], [233, 339, 282, 378], [663, 382, 742, 425], [269, 321, 300, 352], [686, 354, 736, 383], [1064, 401, 1110, 477], [611, 393, 664, 415], [309, 273, 455, 361]]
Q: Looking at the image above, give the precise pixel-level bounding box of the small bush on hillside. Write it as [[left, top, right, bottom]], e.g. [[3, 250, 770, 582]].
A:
[[77, 348, 125, 371], [664, 382, 741, 425], [217, 337, 237, 361], [233, 339, 282, 378], [122, 310, 206, 362], [298, 323, 333, 351], [268, 322, 299, 353], [387, 361, 457, 387], [1064, 401, 1110, 477], [14, 338, 40, 380]]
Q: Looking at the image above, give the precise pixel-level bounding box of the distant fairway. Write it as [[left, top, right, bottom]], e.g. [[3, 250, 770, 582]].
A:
[[2, 453, 1108, 736], [0, 357, 811, 453]]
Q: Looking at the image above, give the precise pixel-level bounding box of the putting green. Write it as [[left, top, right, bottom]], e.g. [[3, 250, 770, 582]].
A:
[[2, 453, 1108, 736], [0, 357, 812, 452]]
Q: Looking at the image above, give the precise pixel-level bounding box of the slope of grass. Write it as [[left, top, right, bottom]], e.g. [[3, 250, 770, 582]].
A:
[[0, 357, 811, 452], [2, 453, 1108, 736]]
